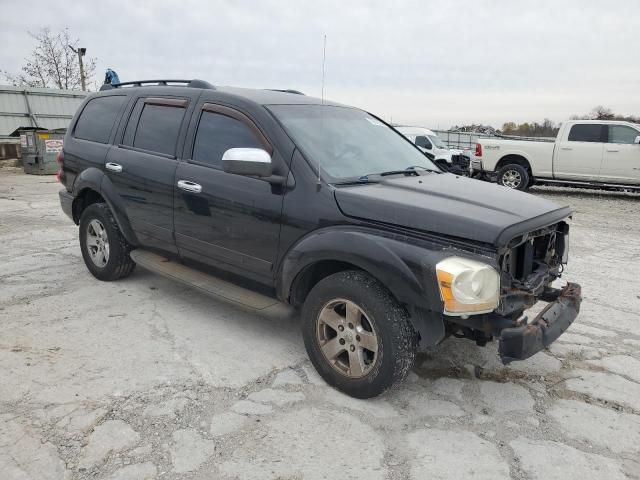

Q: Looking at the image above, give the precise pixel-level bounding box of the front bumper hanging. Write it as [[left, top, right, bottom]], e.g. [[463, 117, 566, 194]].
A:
[[499, 282, 582, 364]]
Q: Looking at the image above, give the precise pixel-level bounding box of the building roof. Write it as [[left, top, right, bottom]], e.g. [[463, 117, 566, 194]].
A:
[[0, 85, 88, 140]]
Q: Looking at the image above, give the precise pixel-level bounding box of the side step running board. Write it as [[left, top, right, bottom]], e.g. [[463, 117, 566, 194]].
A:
[[130, 250, 280, 311]]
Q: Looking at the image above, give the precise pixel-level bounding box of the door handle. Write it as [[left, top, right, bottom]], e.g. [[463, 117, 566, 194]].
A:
[[560, 147, 572, 151], [606, 149, 619, 153], [105, 162, 123, 173], [177, 180, 202, 193]]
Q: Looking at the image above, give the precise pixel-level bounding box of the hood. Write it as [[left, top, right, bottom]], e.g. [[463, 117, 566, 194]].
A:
[[334, 173, 572, 246]]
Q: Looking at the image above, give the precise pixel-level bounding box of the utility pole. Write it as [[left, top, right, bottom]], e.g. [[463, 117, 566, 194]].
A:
[[69, 46, 87, 91]]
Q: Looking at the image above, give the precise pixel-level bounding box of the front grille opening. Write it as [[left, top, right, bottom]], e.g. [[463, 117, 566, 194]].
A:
[[507, 232, 556, 281]]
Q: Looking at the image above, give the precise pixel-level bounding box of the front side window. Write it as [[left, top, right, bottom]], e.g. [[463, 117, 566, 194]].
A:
[[74, 96, 125, 144], [608, 125, 639, 144], [415, 136, 432, 149], [269, 105, 437, 181], [192, 111, 263, 167], [131, 104, 185, 156], [568, 124, 603, 143]]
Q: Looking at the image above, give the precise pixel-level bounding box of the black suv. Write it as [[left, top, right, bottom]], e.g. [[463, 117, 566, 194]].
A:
[[58, 79, 581, 398]]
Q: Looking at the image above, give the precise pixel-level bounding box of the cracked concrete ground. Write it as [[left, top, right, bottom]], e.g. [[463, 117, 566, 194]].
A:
[[1, 170, 639, 480]]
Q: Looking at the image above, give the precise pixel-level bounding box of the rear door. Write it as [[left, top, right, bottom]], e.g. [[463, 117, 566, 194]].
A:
[[553, 123, 604, 181], [104, 96, 190, 253], [173, 103, 286, 282], [599, 124, 640, 184], [65, 95, 128, 186]]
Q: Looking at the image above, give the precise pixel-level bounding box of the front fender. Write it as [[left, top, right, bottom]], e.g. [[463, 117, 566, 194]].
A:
[[72, 167, 139, 246], [278, 227, 444, 311], [277, 227, 455, 347]]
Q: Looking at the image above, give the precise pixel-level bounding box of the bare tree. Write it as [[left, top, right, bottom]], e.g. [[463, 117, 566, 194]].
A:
[[3, 27, 96, 90], [590, 105, 615, 120], [570, 106, 639, 123]]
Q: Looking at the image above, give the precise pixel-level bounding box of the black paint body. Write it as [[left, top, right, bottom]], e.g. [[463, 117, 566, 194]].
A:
[[58, 82, 576, 353]]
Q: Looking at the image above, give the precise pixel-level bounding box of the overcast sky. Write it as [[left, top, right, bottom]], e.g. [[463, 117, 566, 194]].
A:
[[1, 0, 637, 128]]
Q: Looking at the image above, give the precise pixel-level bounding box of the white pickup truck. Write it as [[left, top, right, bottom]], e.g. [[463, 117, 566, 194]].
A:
[[472, 120, 640, 191]]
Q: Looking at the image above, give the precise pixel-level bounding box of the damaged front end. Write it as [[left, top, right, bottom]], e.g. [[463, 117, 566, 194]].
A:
[[499, 282, 581, 363], [447, 221, 582, 363]]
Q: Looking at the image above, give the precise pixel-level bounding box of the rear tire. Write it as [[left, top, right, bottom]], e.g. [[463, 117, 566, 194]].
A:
[[79, 203, 135, 281], [497, 164, 530, 191], [301, 270, 417, 398]]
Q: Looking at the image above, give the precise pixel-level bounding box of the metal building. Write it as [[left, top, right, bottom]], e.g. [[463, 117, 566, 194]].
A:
[[0, 85, 87, 159], [431, 129, 494, 151]]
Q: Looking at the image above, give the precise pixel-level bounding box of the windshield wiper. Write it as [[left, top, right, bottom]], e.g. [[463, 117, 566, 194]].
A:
[[367, 165, 440, 178], [334, 166, 440, 186], [333, 177, 379, 186]]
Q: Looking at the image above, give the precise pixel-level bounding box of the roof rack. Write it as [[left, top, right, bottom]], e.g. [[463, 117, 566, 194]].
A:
[[99, 79, 215, 92], [266, 89, 305, 95]]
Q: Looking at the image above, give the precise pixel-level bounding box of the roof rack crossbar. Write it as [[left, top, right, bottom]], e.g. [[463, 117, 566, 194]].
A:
[[100, 79, 215, 91]]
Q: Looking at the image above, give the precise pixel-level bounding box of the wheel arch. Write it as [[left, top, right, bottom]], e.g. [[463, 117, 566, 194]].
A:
[[71, 167, 139, 246], [279, 230, 426, 306], [277, 228, 447, 348], [495, 154, 532, 174]]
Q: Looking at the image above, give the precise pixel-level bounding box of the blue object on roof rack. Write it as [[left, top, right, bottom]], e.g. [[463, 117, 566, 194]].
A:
[[104, 68, 120, 85]]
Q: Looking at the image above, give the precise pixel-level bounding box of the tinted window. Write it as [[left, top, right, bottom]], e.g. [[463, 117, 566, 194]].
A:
[[415, 136, 432, 149], [74, 96, 125, 143], [132, 104, 185, 156], [568, 124, 603, 142], [121, 98, 146, 146], [192, 111, 263, 167], [608, 125, 639, 144]]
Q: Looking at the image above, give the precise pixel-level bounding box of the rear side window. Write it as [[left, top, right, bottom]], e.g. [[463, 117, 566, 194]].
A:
[[74, 96, 125, 143], [132, 104, 185, 156], [608, 125, 639, 144], [567, 124, 603, 143], [192, 111, 264, 167]]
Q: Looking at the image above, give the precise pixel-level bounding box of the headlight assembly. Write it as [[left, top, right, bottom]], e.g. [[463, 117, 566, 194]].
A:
[[436, 257, 500, 316]]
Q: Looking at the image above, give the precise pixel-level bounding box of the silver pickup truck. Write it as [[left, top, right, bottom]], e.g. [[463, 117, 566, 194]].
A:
[[471, 120, 640, 191]]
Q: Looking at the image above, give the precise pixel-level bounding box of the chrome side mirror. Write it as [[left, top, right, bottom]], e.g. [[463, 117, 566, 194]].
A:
[[222, 148, 272, 177]]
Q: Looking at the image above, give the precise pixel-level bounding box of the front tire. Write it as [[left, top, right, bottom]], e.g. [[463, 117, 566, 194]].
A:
[[301, 270, 417, 398], [497, 164, 530, 191], [79, 203, 135, 281]]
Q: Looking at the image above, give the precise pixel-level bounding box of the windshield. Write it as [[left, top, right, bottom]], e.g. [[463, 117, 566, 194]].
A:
[[269, 105, 438, 181], [428, 135, 447, 149]]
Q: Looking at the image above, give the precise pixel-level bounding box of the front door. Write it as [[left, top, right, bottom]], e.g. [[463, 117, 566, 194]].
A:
[[553, 123, 604, 181], [104, 96, 189, 252], [173, 104, 286, 282], [599, 124, 640, 184]]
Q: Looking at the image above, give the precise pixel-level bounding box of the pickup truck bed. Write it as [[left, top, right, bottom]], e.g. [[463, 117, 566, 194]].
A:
[[472, 120, 640, 191]]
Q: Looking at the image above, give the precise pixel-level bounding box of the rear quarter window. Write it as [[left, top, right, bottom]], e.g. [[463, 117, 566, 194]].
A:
[[74, 96, 126, 144]]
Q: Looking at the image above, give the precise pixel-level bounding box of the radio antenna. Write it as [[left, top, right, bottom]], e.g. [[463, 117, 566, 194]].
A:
[[321, 34, 327, 105], [317, 34, 327, 187]]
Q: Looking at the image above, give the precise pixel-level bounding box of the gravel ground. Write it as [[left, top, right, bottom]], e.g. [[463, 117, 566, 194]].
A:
[[1, 171, 639, 480]]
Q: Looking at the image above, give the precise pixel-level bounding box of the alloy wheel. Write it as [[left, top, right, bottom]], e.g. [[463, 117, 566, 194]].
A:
[[502, 169, 522, 188], [316, 298, 379, 378], [86, 219, 110, 267]]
